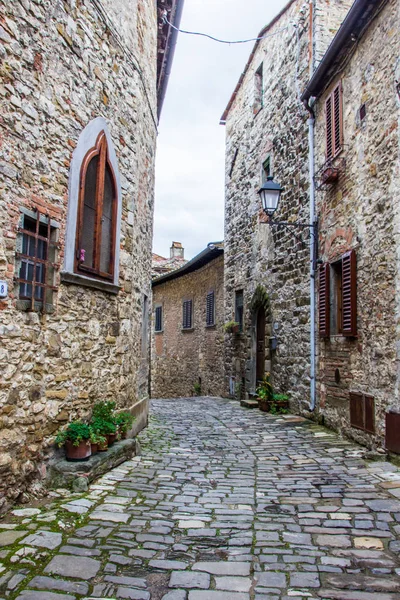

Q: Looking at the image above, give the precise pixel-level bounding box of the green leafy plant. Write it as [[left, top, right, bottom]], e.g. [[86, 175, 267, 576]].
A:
[[89, 426, 107, 446], [90, 417, 117, 436], [256, 373, 274, 402], [114, 411, 135, 434], [223, 320, 240, 333], [92, 401, 116, 421], [193, 382, 202, 396], [55, 421, 91, 447]]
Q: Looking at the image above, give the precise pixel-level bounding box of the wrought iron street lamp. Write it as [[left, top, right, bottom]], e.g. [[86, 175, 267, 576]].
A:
[[257, 176, 319, 270]]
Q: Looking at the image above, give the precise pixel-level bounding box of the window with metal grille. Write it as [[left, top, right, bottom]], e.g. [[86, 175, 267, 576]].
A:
[[319, 250, 357, 338], [155, 305, 163, 332], [182, 299, 193, 330], [16, 211, 59, 311], [75, 130, 117, 281], [235, 290, 244, 332], [325, 82, 343, 159], [206, 291, 215, 326]]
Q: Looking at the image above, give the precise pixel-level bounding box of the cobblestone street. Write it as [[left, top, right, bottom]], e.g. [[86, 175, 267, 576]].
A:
[[1, 397, 400, 600]]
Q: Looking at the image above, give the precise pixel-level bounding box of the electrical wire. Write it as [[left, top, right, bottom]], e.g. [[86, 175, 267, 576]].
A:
[[162, 15, 289, 45]]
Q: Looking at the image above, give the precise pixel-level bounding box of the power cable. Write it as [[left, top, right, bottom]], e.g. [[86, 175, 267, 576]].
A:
[[162, 14, 289, 45]]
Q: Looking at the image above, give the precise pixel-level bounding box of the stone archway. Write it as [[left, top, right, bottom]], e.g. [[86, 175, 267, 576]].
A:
[[249, 286, 272, 394]]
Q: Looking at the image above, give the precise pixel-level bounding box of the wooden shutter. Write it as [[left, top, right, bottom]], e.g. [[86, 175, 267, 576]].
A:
[[325, 95, 333, 159], [364, 395, 375, 434], [319, 263, 330, 337], [341, 250, 357, 336], [155, 306, 162, 332], [183, 300, 192, 329], [350, 392, 364, 430], [333, 83, 343, 156], [206, 291, 215, 326]]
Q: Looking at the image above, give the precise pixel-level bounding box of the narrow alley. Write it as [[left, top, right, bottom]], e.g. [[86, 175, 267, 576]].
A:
[[1, 397, 400, 600]]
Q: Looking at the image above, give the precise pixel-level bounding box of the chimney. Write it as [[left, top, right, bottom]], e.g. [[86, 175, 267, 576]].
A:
[[170, 241, 184, 259]]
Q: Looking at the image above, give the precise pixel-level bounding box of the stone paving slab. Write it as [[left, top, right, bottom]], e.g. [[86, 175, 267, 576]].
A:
[[1, 397, 400, 600]]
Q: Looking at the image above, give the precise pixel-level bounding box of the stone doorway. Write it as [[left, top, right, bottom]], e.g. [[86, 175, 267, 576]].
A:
[[256, 306, 266, 385], [249, 285, 272, 394]]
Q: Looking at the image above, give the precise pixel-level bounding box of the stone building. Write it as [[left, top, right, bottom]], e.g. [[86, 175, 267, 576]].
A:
[[221, 0, 352, 408], [0, 0, 183, 511], [152, 241, 187, 278], [151, 242, 224, 398], [302, 0, 400, 450]]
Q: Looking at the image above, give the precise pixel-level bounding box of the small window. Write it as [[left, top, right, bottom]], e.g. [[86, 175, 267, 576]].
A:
[[182, 299, 193, 330], [325, 82, 343, 159], [262, 157, 271, 183], [16, 211, 58, 311], [206, 291, 215, 326], [254, 63, 263, 114], [235, 290, 244, 332], [75, 131, 117, 281], [155, 305, 163, 332], [319, 250, 357, 338]]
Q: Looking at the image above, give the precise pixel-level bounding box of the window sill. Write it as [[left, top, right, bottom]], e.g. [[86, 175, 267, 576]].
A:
[[205, 324, 216, 329], [16, 300, 55, 313], [182, 328, 194, 333], [155, 330, 164, 335], [60, 271, 120, 295]]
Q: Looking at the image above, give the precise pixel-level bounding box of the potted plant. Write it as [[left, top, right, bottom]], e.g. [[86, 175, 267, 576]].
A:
[[256, 373, 274, 412], [90, 417, 117, 446], [55, 421, 91, 462], [115, 411, 135, 439], [224, 320, 240, 334], [89, 427, 107, 455], [269, 393, 290, 414], [91, 401, 117, 445]]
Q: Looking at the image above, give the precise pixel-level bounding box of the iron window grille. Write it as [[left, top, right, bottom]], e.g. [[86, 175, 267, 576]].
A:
[[155, 305, 163, 332], [206, 291, 215, 326], [15, 211, 59, 312]]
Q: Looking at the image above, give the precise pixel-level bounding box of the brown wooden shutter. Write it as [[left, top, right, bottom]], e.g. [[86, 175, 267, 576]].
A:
[[333, 83, 343, 156], [341, 250, 356, 336], [350, 392, 364, 430], [183, 300, 192, 329], [364, 395, 375, 434], [206, 291, 215, 326], [325, 95, 333, 159], [319, 263, 330, 337]]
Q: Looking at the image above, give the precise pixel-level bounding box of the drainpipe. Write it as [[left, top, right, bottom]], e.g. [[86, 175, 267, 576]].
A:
[[305, 98, 317, 411]]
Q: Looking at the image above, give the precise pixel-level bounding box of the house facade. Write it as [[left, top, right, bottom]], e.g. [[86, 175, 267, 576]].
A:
[[221, 0, 352, 409], [151, 243, 225, 398], [0, 0, 182, 512], [302, 0, 400, 450]]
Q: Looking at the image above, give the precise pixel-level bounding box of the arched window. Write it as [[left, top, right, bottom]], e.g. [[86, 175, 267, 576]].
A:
[[63, 118, 122, 293], [75, 131, 117, 280]]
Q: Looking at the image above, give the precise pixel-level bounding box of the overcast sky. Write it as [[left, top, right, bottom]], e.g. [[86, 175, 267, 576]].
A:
[[153, 0, 288, 261]]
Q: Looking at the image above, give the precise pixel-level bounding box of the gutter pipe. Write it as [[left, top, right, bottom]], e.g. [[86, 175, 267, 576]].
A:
[[305, 98, 317, 411]]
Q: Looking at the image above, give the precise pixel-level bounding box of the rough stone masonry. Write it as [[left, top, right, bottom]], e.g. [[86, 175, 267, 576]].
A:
[[0, 0, 159, 513]]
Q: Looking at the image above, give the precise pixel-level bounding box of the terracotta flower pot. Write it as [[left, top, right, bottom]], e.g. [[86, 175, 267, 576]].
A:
[[98, 438, 108, 452], [65, 440, 91, 462], [91, 443, 98, 455], [107, 433, 117, 446], [258, 398, 269, 412]]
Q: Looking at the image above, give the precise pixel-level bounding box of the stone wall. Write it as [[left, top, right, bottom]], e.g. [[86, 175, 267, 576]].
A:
[[314, 0, 400, 449], [151, 254, 225, 398], [0, 0, 158, 512], [223, 0, 351, 409]]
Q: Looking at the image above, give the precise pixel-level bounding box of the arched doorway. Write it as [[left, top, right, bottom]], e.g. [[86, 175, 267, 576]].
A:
[[249, 285, 272, 394], [256, 306, 266, 384]]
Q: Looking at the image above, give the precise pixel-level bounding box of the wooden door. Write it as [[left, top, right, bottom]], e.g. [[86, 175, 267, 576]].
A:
[[256, 307, 266, 383]]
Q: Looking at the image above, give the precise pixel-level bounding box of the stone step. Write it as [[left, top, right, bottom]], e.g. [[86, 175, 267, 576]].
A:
[[240, 399, 259, 409]]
